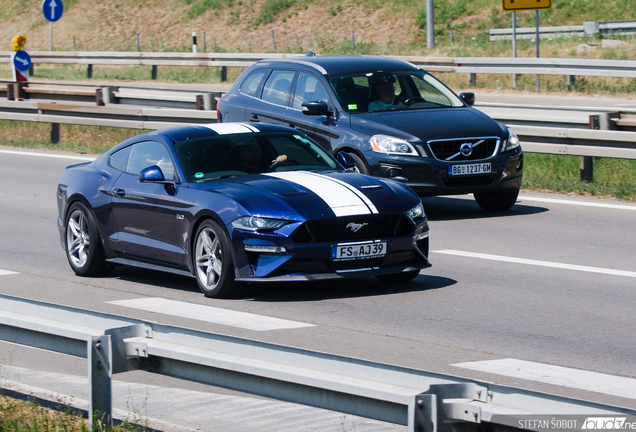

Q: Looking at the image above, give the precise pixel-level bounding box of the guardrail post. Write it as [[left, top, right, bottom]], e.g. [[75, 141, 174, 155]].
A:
[[411, 394, 437, 432], [88, 335, 113, 431], [13, 82, 27, 100], [196, 94, 214, 110], [7, 84, 15, 100], [151, 65, 158, 80], [220, 66, 227, 82], [469, 73, 476, 86], [101, 87, 118, 104], [586, 112, 619, 181], [567, 75, 575, 91], [87, 64, 93, 79], [95, 89, 104, 106], [51, 123, 60, 144]]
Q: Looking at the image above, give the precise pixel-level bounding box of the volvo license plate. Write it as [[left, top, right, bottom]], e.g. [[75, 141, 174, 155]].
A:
[[448, 163, 492, 176], [331, 241, 387, 261]]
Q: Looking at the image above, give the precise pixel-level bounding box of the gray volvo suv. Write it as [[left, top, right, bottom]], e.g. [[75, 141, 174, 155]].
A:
[[218, 54, 523, 211]]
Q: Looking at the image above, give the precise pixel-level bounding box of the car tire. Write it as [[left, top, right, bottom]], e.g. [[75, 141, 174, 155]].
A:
[[375, 270, 420, 283], [347, 152, 370, 175], [65, 202, 111, 277], [473, 190, 519, 211], [193, 219, 239, 298]]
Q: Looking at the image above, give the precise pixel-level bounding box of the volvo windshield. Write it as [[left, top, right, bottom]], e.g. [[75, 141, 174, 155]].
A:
[[330, 71, 464, 113]]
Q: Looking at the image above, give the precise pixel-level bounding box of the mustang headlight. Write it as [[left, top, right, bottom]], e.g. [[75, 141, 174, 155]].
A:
[[370, 135, 417, 156], [504, 127, 520, 151], [231, 216, 288, 232], [406, 202, 425, 221]]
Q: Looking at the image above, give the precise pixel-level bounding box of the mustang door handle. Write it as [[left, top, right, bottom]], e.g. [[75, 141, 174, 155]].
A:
[[113, 188, 125, 197]]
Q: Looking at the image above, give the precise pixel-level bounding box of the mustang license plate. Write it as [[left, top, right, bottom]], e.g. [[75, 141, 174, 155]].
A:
[[331, 241, 387, 261], [448, 163, 492, 176]]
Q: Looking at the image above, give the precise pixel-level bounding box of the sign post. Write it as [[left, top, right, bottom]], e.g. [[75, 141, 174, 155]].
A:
[[42, 0, 64, 51], [502, 0, 552, 91]]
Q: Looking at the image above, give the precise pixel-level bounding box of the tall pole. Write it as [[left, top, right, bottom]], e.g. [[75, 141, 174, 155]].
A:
[[512, 11, 517, 89], [426, 0, 435, 49], [49, 22, 53, 51], [535, 10, 540, 91]]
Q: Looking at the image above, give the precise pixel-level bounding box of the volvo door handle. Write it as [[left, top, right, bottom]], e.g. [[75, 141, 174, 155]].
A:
[[113, 188, 125, 197], [249, 115, 260, 122]]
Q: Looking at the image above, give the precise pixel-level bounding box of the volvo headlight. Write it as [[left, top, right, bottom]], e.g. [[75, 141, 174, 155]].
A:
[[370, 135, 417, 156], [504, 127, 520, 151], [231, 216, 288, 231], [406, 202, 425, 220]]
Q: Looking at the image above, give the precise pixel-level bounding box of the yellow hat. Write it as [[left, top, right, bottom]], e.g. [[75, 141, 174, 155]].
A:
[[12, 35, 26, 51]]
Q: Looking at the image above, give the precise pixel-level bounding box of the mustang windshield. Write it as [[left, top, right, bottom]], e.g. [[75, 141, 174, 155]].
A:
[[330, 70, 464, 113], [175, 132, 339, 182]]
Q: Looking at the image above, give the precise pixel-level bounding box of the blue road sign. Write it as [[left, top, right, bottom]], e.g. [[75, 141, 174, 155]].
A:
[[42, 0, 64, 22], [13, 51, 32, 72]]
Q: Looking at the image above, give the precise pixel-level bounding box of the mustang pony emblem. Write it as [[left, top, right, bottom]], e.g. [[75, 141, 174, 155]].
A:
[[346, 222, 368, 233]]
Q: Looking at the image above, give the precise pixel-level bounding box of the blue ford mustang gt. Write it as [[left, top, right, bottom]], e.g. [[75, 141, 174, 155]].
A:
[[57, 123, 430, 298]]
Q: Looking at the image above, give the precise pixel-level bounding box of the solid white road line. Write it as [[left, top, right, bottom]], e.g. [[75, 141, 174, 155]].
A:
[[451, 358, 636, 400], [0, 269, 18, 276], [107, 298, 315, 331], [0, 149, 96, 161], [519, 194, 636, 211], [432, 250, 636, 278]]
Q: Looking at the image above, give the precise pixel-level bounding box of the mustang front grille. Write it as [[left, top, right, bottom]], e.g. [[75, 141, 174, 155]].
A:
[[290, 214, 413, 243], [427, 136, 500, 162]]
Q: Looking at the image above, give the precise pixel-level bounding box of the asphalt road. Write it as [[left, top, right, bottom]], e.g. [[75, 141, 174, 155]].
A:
[[1, 147, 636, 428]]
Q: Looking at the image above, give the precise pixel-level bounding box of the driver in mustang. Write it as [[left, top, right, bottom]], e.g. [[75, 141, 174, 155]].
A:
[[240, 142, 287, 173]]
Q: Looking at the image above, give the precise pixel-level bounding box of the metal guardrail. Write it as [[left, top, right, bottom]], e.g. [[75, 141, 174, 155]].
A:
[[1, 293, 634, 432], [490, 20, 636, 41], [475, 103, 636, 160], [454, 57, 636, 79], [2, 86, 636, 161], [0, 51, 306, 81], [0, 100, 217, 130], [5, 51, 636, 81]]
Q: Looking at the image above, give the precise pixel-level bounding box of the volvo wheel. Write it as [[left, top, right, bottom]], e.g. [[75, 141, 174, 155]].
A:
[[474, 190, 519, 211]]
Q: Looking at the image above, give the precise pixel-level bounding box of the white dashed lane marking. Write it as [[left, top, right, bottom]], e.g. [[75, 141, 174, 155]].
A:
[[432, 250, 636, 278], [452, 358, 636, 400], [107, 297, 315, 331], [0, 149, 96, 161], [0, 269, 19, 276], [519, 194, 636, 211]]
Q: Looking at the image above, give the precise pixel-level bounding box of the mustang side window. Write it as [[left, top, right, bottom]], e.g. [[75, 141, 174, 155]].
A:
[[108, 145, 131, 172], [126, 141, 175, 181], [293, 72, 330, 109], [261, 70, 295, 106]]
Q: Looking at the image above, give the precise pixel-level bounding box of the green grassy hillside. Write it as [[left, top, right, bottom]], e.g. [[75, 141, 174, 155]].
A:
[[1, 0, 635, 57]]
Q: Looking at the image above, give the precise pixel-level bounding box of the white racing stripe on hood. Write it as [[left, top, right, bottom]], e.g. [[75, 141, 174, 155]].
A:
[[201, 123, 259, 134], [265, 171, 375, 216], [305, 171, 379, 214]]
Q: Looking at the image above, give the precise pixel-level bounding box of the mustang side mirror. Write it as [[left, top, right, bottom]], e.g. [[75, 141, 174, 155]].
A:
[[301, 101, 331, 116], [460, 92, 475, 107], [139, 165, 173, 184], [336, 152, 357, 171]]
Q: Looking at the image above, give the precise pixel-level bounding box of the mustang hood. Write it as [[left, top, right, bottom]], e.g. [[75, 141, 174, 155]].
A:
[[350, 107, 505, 142], [201, 171, 420, 221]]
